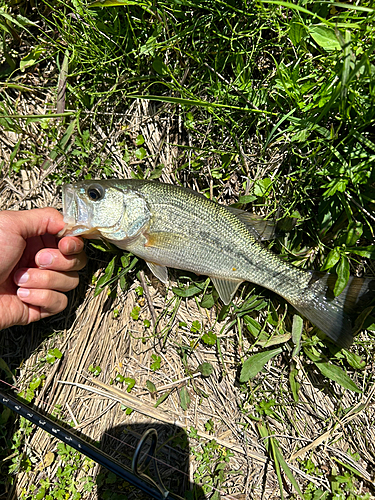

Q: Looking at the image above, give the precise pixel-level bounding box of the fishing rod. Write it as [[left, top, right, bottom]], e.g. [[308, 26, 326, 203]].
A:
[[0, 389, 183, 500]]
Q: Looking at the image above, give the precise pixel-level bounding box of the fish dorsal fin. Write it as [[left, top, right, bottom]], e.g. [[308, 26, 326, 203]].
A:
[[211, 277, 243, 305], [147, 261, 169, 284], [226, 207, 276, 241]]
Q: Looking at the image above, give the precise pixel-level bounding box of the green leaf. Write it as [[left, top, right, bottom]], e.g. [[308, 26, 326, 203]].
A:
[[253, 178, 272, 197], [272, 442, 305, 499], [115, 373, 125, 383], [290, 128, 310, 143], [88, 365, 102, 377], [308, 25, 341, 51], [130, 306, 140, 320], [124, 378, 135, 393], [291, 314, 303, 357], [35, 487, 46, 500], [243, 316, 261, 336], [146, 380, 157, 394], [135, 134, 144, 146], [45, 352, 56, 364], [150, 354, 161, 371], [49, 348, 63, 359], [90, 241, 112, 252], [345, 221, 363, 246], [197, 362, 214, 377], [149, 164, 164, 179], [172, 284, 202, 297], [190, 320, 201, 333], [42, 120, 76, 170], [257, 333, 291, 347], [257, 425, 285, 500], [200, 293, 215, 309], [240, 347, 283, 382], [9, 137, 21, 169], [289, 20, 305, 46], [341, 29, 351, 96], [323, 178, 348, 197], [179, 386, 191, 411], [135, 147, 146, 160], [155, 390, 171, 408], [305, 353, 362, 393], [321, 247, 341, 271], [152, 56, 169, 75], [346, 246, 375, 259], [289, 368, 300, 403], [342, 351, 366, 370], [94, 256, 116, 296], [238, 194, 257, 204], [333, 255, 350, 297], [20, 46, 45, 71], [29, 376, 43, 390], [120, 254, 130, 267], [201, 330, 217, 345], [365, 317, 375, 331]]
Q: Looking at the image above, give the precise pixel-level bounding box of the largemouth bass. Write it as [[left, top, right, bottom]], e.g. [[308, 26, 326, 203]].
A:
[[59, 179, 374, 348]]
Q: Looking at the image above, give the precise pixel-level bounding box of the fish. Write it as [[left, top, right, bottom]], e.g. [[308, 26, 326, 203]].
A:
[[59, 179, 375, 348]]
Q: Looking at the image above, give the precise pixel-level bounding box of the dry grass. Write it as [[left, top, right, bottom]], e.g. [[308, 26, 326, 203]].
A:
[[1, 90, 375, 500]]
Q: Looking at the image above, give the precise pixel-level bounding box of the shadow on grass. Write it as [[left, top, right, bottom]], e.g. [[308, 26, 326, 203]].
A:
[[0, 388, 205, 500], [98, 422, 205, 499]]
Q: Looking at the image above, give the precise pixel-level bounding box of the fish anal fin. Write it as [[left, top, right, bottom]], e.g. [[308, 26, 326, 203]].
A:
[[146, 262, 169, 284], [227, 207, 276, 241], [211, 276, 243, 305]]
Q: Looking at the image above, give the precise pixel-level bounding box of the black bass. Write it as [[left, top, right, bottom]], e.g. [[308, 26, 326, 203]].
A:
[[59, 179, 374, 348]]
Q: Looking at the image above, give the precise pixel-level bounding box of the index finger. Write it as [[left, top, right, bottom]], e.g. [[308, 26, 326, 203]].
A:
[[58, 236, 85, 255]]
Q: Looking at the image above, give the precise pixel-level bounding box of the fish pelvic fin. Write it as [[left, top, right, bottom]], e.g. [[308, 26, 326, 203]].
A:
[[146, 261, 168, 284], [294, 273, 375, 348], [211, 277, 244, 305]]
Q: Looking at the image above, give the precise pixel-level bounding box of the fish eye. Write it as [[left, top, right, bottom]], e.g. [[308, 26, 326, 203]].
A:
[[87, 184, 105, 201]]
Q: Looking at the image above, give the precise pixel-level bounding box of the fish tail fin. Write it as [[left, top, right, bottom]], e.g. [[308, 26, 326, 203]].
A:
[[293, 273, 375, 348]]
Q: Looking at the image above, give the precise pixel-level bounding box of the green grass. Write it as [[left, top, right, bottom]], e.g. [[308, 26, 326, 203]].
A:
[[1, 0, 375, 498]]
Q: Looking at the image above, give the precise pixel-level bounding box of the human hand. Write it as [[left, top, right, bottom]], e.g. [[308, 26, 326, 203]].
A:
[[0, 208, 87, 329]]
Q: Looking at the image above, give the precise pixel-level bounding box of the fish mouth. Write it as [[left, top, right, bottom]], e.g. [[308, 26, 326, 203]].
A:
[[58, 184, 100, 238]]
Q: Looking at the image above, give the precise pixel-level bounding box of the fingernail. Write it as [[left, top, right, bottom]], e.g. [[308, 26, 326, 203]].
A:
[[66, 240, 77, 253], [37, 251, 53, 267], [17, 288, 30, 298], [14, 270, 29, 284]]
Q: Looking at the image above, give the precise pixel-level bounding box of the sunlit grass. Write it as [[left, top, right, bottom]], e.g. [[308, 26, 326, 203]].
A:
[[1, 0, 374, 498]]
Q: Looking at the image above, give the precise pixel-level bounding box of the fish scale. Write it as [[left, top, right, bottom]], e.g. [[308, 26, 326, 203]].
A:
[[133, 181, 309, 295], [60, 179, 375, 348], [131, 182, 275, 273]]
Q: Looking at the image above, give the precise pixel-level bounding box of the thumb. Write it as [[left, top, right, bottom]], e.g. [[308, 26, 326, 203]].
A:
[[5, 208, 65, 239], [0, 208, 65, 284]]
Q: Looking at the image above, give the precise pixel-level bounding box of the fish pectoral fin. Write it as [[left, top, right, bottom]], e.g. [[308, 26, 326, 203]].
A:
[[144, 231, 183, 283], [227, 207, 276, 241], [146, 261, 169, 284], [211, 277, 243, 305]]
